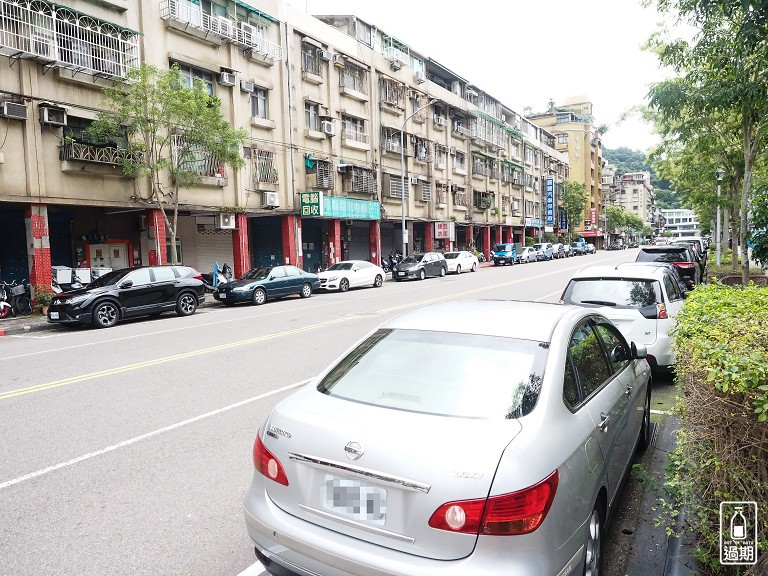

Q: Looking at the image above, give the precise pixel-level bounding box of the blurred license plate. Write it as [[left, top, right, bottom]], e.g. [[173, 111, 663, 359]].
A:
[[219, 293, 226, 298], [397, 272, 405, 276], [323, 475, 386, 525], [49, 312, 59, 319]]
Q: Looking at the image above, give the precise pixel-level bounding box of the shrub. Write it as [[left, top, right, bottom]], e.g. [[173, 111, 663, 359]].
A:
[[34, 285, 54, 306], [525, 236, 536, 247], [669, 283, 768, 574]]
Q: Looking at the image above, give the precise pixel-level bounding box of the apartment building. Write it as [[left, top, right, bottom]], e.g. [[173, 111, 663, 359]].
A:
[[660, 208, 701, 238], [528, 97, 604, 245], [0, 0, 568, 288]]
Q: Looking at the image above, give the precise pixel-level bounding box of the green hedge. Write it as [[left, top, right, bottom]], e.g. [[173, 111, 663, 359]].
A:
[[670, 283, 768, 574]]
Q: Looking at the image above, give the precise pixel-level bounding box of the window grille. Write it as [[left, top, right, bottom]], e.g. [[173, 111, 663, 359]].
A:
[[435, 183, 448, 204], [452, 186, 467, 206], [420, 181, 432, 202], [453, 151, 467, 172], [301, 43, 322, 76], [340, 63, 367, 94], [379, 78, 405, 108], [253, 150, 278, 184], [388, 175, 407, 198], [171, 135, 224, 178], [351, 167, 376, 194]]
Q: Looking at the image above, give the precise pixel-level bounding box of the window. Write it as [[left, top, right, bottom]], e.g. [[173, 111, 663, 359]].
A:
[[594, 323, 629, 374], [342, 115, 367, 143], [174, 62, 215, 95], [453, 151, 467, 173], [301, 42, 322, 76], [340, 62, 367, 94], [556, 113, 571, 124], [305, 101, 319, 131], [414, 138, 430, 162], [125, 269, 152, 286], [434, 145, 447, 169], [271, 267, 286, 278], [568, 322, 612, 398], [379, 77, 405, 108], [388, 175, 407, 198], [307, 159, 334, 190], [663, 273, 683, 301], [452, 185, 467, 206], [435, 182, 448, 204], [420, 181, 432, 202], [350, 167, 376, 194], [253, 150, 278, 183], [285, 266, 301, 277], [152, 267, 176, 282], [252, 87, 268, 119], [557, 133, 568, 144]]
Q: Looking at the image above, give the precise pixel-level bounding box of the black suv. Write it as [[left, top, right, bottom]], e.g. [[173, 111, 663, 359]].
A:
[[48, 265, 205, 328], [635, 246, 702, 290]]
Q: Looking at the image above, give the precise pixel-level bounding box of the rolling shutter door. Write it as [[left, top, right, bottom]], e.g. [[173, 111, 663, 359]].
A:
[[196, 229, 234, 274]]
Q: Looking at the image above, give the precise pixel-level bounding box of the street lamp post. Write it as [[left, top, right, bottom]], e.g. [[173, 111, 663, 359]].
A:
[[401, 98, 438, 258], [716, 167, 725, 266]]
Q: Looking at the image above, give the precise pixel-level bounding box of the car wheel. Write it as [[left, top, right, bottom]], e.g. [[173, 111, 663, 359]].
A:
[[300, 283, 312, 298], [176, 292, 198, 317], [339, 278, 350, 293], [373, 274, 383, 287], [456, 264, 462, 274], [439, 266, 446, 277], [419, 269, 426, 281], [638, 384, 652, 451], [252, 287, 267, 306], [471, 262, 477, 272], [584, 505, 604, 576], [92, 301, 119, 328]]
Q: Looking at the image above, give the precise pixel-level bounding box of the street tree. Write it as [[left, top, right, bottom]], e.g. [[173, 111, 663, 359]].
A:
[[88, 64, 248, 264], [560, 179, 589, 242]]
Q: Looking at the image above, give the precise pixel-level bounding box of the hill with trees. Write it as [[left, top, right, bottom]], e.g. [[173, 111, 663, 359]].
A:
[[603, 147, 680, 209]]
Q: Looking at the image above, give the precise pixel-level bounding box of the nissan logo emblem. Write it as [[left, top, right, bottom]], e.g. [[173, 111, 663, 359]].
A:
[[344, 441, 364, 460]]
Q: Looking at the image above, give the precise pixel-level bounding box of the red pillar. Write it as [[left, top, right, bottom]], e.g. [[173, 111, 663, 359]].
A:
[[24, 204, 52, 290], [281, 215, 299, 266], [328, 219, 341, 265], [483, 226, 491, 262], [232, 213, 250, 277], [146, 209, 166, 265], [369, 221, 381, 265], [465, 225, 473, 250], [424, 222, 434, 252]]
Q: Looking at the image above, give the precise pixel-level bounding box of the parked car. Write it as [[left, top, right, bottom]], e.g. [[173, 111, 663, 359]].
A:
[[615, 262, 691, 295], [317, 260, 385, 292], [672, 238, 707, 270], [444, 251, 478, 274], [607, 242, 624, 251], [585, 243, 596, 254], [654, 238, 669, 246], [518, 246, 539, 263], [47, 265, 205, 329], [392, 252, 448, 281], [213, 265, 320, 306], [551, 243, 566, 259], [561, 263, 687, 375], [561, 243, 574, 257], [571, 242, 588, 255], [492, 243, 518, 266], [635, 245, 702, 290], [244, 300, 651, 576], [533, 242, 554, 261]]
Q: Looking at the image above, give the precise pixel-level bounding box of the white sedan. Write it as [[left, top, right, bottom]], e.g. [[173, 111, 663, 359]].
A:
[[317, 260, 385, 292], [443, 251, 478, 274], [519, 247, 539, 263]]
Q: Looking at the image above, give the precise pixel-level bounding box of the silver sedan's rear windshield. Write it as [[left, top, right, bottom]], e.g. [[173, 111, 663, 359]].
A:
[[317, 329, 548, 419], [563, 278, 661, 308]]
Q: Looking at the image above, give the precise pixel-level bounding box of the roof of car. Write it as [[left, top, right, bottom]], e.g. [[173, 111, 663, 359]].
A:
[[640, 245, 690, 252], [571, 264, 669, 280], [382, 300, 589, 342]]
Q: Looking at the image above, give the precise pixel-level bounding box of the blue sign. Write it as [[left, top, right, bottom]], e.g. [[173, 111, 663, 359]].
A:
[[559, 209, 568, 230], [545, 177, 555, 226]]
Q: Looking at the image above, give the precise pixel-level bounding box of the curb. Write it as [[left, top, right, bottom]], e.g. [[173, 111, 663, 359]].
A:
[[664, 511, 701, 576], [0, 319, 56, 337]]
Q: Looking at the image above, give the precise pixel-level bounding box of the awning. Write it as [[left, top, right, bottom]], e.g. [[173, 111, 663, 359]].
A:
[[501, 159, 524, 171], [234, 0, 279, 22], [579, 230, 600, 237], [469, 109, 506, 129], [472, 149, 499, 161], [505, 126, 524, 140]]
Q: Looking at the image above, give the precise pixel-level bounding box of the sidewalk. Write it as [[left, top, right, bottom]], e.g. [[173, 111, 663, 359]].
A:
[[0, 313, 55, 337]]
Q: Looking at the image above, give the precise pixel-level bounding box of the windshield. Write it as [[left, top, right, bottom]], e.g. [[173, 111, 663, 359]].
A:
[[495, 244, 513, 252], [88, 269, 131, 288], [443, 252, 459, 260], [533, 244, 546, 250], [242, 267, 272, 280], [637, 249, 688, 263], [318, 329, 548, 419], [327, 263, 353, 271], [563, 278, 661, 308], [401, 255, 424, 264]]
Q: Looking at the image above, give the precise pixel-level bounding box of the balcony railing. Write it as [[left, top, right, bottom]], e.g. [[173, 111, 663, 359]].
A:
[[342, 128, 369, 144], [433, 116, 448, 128], [60, 142, 142, 166], [160, 0, 283, 60], [452, 124, 470, 137]]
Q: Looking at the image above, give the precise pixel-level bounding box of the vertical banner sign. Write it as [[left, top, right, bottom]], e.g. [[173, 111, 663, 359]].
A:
[[590, 208, 597, 226], [545, 177, 555, 226], [559, 209, 568, 231]]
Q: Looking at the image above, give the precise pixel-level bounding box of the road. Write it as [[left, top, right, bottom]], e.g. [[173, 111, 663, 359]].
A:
[[1, 249, 650, 576]]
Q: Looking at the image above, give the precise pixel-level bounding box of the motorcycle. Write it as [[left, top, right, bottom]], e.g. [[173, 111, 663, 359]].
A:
[[381, 253, 402, 273], [201, 262, 233, 292]]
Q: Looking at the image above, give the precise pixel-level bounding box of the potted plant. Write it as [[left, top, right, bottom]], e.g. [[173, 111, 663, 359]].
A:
[[34, 285, 54, 315]]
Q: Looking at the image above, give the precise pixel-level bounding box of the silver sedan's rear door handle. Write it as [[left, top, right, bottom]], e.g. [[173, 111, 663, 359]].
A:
[[599, 413, 610, 431]]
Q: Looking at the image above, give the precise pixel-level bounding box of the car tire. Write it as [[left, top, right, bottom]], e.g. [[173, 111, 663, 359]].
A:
[[456, 265, 462, 274], [373, 274, 383, 287], [339, 278, 350, 293], [92, 301, 119, 328], [175, 292, 198, 317], [637, 385, 652, 452], [471, 262, 477, 272], [300, 283, 312, 298], [252, 287, 267, 306], [583, 505, 604, 576], [419, 269, 426, 281], [439, 266, 446, 277]]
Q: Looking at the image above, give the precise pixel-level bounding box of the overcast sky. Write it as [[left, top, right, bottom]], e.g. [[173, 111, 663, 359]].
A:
[[284, 0, 670, 153]]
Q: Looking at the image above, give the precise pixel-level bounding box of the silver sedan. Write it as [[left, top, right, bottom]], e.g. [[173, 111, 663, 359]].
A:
[[244, 301, 652, 576]]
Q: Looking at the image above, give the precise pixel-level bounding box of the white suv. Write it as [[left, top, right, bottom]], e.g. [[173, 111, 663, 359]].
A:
[[560, 263, 687, 375]]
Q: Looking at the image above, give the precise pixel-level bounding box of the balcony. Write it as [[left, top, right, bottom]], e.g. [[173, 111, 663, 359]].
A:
[[433, 116, 448, 130], [342, 128, 369, 144], [60, 142, 141, 166], [160, 0, 283, 61], [452, 124, 470, 138]]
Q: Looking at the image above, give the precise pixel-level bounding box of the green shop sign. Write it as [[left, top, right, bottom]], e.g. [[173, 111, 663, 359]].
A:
[[300, 192, 380, 220]]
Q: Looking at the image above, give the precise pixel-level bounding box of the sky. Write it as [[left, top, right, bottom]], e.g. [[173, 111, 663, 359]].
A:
[[284, 0, 671, 153]]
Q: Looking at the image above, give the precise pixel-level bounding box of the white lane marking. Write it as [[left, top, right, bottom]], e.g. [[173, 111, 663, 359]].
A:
[[535, 290, 563, 302], [650, 409, 671, 415], [236, 562, 267, 576], [0, 379, 310, 491]]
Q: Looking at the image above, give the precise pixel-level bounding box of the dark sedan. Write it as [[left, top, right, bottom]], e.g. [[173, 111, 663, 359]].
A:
[[47, 265, 205, 328], [392, 252, 447, 281], [213, 265, 320, 306], [636, 245, 702, 289]]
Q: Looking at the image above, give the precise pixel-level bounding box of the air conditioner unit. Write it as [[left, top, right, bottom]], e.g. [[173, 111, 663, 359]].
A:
[[332, 54, 345, 68], [0, 101, 28, 121], [321, 120, 335, 136], [389, 59, 402, 71], [414, 70, 426, 84], [337, 164, 349, 173], [240, 80, 255, 93], [216, 212, 236, 229], [410, 176, 419, 185], [449, 147, 456, 155], [262, 191, 280, 209], [218, 71, 236, 87], [39, 106, 67, 127], [320, 50, 333, 61]]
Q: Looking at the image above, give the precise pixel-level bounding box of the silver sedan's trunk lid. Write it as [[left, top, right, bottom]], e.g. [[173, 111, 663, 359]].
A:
[[261, 387, 521, 560]]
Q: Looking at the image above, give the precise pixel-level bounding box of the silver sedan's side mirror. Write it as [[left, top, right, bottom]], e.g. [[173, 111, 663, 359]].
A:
[[631, 342, 648, 359]]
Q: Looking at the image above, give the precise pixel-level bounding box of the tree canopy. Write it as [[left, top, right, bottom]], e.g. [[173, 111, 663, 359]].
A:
[[560, 179, 589, 241]]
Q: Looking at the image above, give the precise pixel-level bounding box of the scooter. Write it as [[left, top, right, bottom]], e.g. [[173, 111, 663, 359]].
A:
[[0, 283, 12, 319], [381, 253, 401, 273], [201, 262, 233, 292]]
